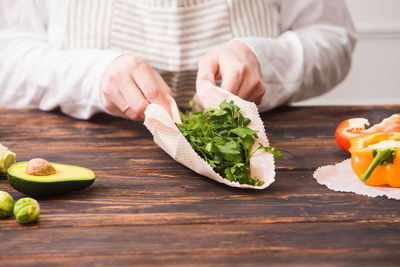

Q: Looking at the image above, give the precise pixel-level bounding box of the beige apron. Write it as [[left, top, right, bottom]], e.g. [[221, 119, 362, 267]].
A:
[[64, 0, 276, 109]]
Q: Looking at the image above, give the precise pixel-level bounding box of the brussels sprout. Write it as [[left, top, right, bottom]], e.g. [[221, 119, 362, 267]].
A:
[[0, 190, 14, 218], [13, 197, 40, 224], [0, 143, 16, 174]]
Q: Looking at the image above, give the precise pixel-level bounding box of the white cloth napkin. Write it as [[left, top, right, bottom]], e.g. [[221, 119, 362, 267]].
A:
[[144, 80, 275, 189], [314, 159, 400, 200]]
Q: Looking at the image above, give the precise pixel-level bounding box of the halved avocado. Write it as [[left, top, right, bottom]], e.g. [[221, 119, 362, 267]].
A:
[[7, 162, 95, 197]]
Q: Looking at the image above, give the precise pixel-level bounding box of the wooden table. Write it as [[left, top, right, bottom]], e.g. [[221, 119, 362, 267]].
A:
[[0, 106, 399, 266]]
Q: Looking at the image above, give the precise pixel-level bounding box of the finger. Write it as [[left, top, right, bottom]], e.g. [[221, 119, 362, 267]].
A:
[[239, 83, 266, 105], [236, 76, 266, 104], [220, 66, 245, 95], [252, 83, 266, 105], [101, 82, 132, 119], [117, 74, 149, 121], [197, 51, 218, 88], [131, 61, 172, 116], [151, 69, 177, 119], [101, 96, 128, 118], [152, 69, 173, 96], [254, 84, 267, 105]]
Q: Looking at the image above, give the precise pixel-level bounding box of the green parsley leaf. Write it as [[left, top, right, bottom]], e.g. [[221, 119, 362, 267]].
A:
[[178, 100, 281, 186], [230, 127, 259, 139]]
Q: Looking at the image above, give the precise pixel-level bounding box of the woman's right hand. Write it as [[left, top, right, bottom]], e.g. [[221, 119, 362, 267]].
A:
[[100, 55, 173, 121]]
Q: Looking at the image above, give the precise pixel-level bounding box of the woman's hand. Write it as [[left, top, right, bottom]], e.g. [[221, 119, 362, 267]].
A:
[[196, 40, 265, 104], [100, 55, 173, 121]]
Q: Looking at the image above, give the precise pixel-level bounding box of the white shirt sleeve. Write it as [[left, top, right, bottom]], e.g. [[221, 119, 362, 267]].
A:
[[238, 0, 357, 112], [0, 0, 123, 119]]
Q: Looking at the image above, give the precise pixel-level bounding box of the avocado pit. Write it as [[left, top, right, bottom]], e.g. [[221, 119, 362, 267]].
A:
[[25, 158, 56, 176]]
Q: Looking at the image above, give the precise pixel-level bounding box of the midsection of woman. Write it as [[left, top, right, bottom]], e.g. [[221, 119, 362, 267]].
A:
[[63, 0, 276, 108]]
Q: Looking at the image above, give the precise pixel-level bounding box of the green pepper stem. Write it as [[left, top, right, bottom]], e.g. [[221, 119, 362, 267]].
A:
[[360, 148, 395, 181]]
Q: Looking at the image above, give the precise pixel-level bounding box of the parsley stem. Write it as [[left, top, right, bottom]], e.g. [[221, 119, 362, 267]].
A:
[[249, 145, 263, 159]]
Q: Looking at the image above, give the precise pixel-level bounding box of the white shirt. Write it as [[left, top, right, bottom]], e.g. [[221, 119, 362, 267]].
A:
[[0, 0, 356, 119]]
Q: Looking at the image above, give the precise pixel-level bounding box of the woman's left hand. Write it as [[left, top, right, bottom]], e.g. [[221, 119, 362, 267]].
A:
[[196, 40, 266, 104]]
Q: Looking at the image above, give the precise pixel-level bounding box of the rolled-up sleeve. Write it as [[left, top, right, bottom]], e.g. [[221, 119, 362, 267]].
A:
[[238, 0, 356, 111]]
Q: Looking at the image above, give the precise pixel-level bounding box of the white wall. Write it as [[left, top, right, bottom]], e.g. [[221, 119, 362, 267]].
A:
[[296, 0, 400, 105]]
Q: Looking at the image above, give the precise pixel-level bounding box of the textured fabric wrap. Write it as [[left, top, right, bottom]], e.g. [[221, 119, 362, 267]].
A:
[[144, 81, 275, 189]]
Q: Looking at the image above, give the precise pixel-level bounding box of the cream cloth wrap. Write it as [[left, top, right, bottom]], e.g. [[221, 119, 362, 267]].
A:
[[144, 81, 275, 189]]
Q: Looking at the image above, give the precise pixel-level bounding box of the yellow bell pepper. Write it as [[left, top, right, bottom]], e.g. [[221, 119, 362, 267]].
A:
[[349, 132, 400, 187]]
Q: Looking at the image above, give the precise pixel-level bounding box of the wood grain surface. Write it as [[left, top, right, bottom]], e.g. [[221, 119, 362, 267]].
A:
[[0, 106, 399, 266]]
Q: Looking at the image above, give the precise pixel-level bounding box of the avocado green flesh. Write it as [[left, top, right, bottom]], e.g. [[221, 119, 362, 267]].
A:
[[7, 162, 95, 197]]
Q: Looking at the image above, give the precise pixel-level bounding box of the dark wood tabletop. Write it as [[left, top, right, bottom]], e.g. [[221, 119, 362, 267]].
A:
[[0, 105, 399, 266]]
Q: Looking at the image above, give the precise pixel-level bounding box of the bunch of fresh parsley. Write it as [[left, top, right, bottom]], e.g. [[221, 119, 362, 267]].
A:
[[178, 100, 281, 186]]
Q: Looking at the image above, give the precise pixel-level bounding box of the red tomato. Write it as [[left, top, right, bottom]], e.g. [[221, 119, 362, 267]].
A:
[[335, 118, 368, 152]]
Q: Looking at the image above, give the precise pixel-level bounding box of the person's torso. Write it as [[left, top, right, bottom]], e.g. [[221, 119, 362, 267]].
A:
[[63, 0, 279, 108]]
